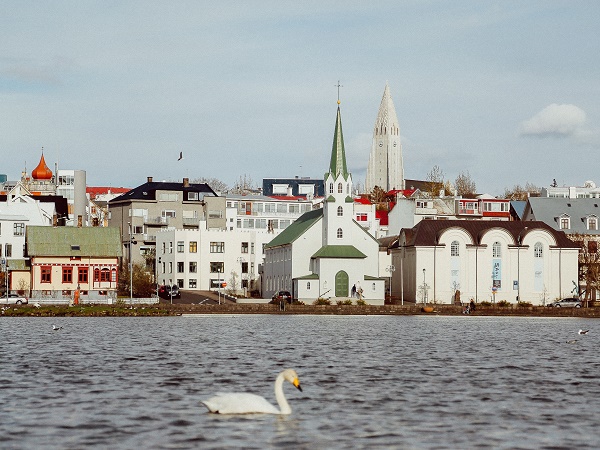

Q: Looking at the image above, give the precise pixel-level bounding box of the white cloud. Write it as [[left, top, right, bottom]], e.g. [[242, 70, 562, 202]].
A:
[[519, 103, 587, 138]]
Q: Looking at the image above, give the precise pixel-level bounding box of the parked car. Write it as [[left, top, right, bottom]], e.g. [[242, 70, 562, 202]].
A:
[[550, 297, 582, 308], [271, 290, 292, 304], [0, 293, 29, 305], [158, 285, 181, 299]]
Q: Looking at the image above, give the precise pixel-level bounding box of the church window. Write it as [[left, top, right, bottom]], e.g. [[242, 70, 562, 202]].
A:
[[337, 228, 343, 239], [492, 242, 501, 258], [451, 241, 460, 257], [329, 183, 334, 194], [337, 206, 343, 217], [534, 242, 543, 258], [307, 282, 311, 290], [337, 183, 343, 193]]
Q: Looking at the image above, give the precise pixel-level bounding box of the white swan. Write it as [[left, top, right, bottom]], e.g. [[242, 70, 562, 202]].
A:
[[202, 369, 302, 415]]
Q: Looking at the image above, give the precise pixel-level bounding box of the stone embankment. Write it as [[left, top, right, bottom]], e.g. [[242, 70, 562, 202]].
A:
[[3, 303, 600, 317]]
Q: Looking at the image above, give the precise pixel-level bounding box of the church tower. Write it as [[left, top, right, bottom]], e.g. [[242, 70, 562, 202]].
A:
[[323, 102, 354, 246], [365, 83, 404, 192]]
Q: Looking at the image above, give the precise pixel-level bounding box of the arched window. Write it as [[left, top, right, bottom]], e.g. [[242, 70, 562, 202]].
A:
[[337, 228, 343, 239], [534, 242, 543, 258], [337, 206, 343, 216], [337, 183, 343, 193], [329, 183, 334, 194], [307, 282, 311, 290], [493, 242, 501, 258], [451, 241, 460, 257]]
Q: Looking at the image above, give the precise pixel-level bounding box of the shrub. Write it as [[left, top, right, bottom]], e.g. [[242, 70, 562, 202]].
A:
[[343, 299, 353, 305], [313, 298, 331, 305], [479, 301, 492, 307], [497, 300, 511, 308], [518, 301, 533, 307], [356, 299, 367, 306]]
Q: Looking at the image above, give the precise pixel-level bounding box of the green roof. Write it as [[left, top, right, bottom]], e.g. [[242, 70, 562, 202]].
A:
[[311, 245, 366, 259], [265, 208, 323, 248], [327, 107, 349, 181], [295, 273, 320, 280], [6, 259, 29, 270], [364, 275, 384, 280], [26, 226, 123, 257]]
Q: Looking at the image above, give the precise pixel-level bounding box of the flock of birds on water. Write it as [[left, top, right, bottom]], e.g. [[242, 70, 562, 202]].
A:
[[47, 323, 592, 415]]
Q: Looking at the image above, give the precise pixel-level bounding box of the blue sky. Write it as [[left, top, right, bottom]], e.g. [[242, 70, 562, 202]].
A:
[[1, 1, 599, 195]]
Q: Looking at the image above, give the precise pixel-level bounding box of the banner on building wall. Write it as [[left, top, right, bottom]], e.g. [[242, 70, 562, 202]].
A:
[[492, 259, 501, 288]]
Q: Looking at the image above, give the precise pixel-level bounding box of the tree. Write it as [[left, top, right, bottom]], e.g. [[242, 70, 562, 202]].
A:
[[227, 271, 239, 296], [192, 177, 228, 193], [568, 233, 600, 306], [426, 165, 447, 198], [368, 185, 388, 204], [230, 174, 256, 194], [502, 182, 539, 200], [454, 171, 477, 196], [118, 263, 155, 298]]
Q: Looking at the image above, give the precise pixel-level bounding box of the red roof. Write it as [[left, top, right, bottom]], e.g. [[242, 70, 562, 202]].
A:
[[388, 188, 416, 198], [376, 209, 389, 226], [268, 195, 315, 201], [87, 186, 131, 199], [354, 197, 372, 205]]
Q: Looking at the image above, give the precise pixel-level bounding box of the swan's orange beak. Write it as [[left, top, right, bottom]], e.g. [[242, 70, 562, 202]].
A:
[[293, 378, 302, 392]]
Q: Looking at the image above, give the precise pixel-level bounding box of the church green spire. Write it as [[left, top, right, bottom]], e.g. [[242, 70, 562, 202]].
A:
[[328, 106, 349, 180]]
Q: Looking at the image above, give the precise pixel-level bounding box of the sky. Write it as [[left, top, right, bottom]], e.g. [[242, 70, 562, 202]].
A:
[[1, 1, 599, 196]]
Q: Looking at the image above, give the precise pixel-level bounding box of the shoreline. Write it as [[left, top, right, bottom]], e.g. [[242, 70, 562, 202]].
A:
[[2, 303, 600, 317]]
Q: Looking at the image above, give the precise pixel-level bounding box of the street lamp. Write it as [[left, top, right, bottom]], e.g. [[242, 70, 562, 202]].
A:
[[128, 222, 132, 301], [386, 264, 396, 302], [422, 268, 427, 304]]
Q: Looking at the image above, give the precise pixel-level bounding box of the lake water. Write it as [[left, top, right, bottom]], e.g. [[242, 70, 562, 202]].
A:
[[1, 315, 599, 449]]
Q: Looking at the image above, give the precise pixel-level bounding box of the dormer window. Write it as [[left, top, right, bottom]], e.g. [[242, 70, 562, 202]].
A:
[[587, 216, 598, 231], [559, 215, 570, 230]]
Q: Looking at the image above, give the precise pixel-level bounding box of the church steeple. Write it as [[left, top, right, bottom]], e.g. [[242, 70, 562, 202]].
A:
[[365, 83, 404, 192], [327, 106, 350, 181]]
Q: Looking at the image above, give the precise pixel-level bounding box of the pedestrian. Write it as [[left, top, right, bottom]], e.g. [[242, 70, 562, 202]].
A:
[[351, 284, 356, 298], [470, 299, 476, 312]]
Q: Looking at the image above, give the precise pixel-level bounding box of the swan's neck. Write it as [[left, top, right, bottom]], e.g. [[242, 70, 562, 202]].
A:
[[274, 372, 291, 415]]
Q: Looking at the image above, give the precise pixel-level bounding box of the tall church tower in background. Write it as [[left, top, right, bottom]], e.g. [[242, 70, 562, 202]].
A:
[[365, 83, 404, 192]]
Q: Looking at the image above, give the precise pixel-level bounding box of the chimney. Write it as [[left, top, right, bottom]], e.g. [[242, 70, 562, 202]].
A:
[[53, 214, 57, 227], [147, 176, 153, 183], [183, 178, 190, 188]]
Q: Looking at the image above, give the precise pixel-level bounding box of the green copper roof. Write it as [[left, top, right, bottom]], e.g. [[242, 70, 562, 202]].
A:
[[311, 245, 366, 259], [328, 107, 349, 180], [265, 208, 323, 248], [26, 226, 123, 257], [295, 273, 320, 280]]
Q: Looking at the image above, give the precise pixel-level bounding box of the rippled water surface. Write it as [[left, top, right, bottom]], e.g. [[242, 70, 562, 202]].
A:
[[1, 315, 599, 449]]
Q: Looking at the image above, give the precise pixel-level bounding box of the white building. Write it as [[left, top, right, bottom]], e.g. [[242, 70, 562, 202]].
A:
[[263, 103, 385, 304], [392, 220, 579, 306], [365, 83, 404, 192], [155, 194, 319, 295]]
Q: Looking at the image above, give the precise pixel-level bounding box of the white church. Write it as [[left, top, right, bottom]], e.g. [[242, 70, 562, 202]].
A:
[[263, 102, 385, 304], [365, 83, 404, 192]]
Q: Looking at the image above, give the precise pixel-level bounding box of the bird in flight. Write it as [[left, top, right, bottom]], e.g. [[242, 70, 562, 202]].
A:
[[52, 324, 63, 331], [178, 151, 183, 161], [578, 329, 590, 335]]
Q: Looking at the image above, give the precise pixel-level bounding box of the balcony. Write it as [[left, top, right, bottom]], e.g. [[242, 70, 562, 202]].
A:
[[145, 216, 170, 225]]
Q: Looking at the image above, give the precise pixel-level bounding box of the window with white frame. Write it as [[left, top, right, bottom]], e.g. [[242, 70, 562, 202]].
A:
[[177, 241, 184, 253], [337, 183, 343, 193], [534, 242, 543, 258], [588, 216, 598, 231], [356, 213, 367, 221], [337, 206, 343, 216], [492, 242, 501, 258], [337, 228, 343, 239], [188, 192, 198, 200], [210, 242, 225, 253], [451, 241, 460, 257], [13, 223, 25, 236], [559, 215, 570, 229], [329, 183, 334, 194]]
